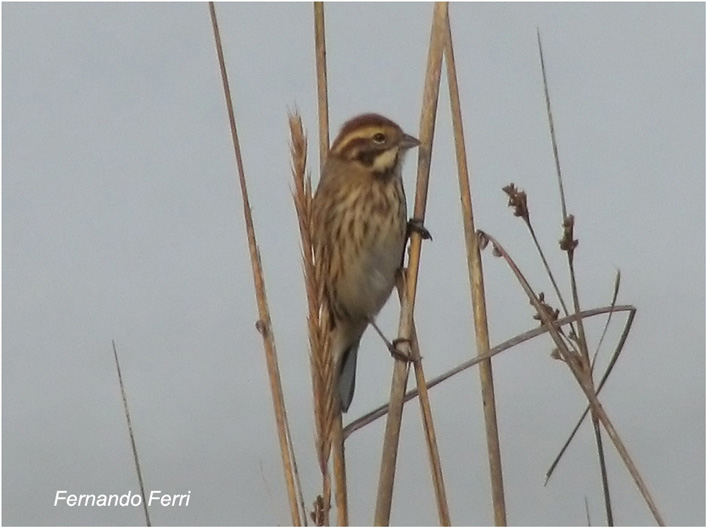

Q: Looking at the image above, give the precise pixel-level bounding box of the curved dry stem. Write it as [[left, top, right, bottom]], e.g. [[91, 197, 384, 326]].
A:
[[481, 231, 665, 526], [592, 270, 622, 369], [344, 304, 634, 438], [546, 303, 636, 485]]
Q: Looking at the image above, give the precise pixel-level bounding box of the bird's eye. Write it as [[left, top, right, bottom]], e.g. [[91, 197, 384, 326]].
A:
[[372, 132, 386, 144]]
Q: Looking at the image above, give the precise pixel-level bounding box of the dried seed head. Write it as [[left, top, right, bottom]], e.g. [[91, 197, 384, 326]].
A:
[[551, 348, 564, 361], [532, 292, 560, 323], [503, 183, 530, 222], [477, 230, 490, 250], [559, 214, 579, 252]]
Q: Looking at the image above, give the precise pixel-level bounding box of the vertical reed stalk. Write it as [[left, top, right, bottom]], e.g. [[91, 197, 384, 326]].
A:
[[537, 29, 611, 525], [373, 3, 447, 525], [332, 413, 348, 525], [312, 3, 347, 524], [443, 8, 506, 525], [314, 2, 330, 170], [209, 3, 302, 525], [397, 288, 451, 525]]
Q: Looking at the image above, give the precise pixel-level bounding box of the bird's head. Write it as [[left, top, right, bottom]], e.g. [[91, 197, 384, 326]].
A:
[[329, 113, 419, 177]]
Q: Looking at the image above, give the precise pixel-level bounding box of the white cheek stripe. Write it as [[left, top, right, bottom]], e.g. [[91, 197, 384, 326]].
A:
[[372, 148, 398, 172]]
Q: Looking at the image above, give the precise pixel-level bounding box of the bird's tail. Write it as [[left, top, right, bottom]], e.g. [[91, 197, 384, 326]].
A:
[[337, 340, 360, 413]]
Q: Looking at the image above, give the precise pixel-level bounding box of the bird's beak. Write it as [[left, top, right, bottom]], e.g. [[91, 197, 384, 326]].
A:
[[400, 133, 421, 150]]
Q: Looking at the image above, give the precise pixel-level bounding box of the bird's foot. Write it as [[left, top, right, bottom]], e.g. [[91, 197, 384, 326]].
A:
[[388, 338, 413, 362], [408, 218, 432, 241]]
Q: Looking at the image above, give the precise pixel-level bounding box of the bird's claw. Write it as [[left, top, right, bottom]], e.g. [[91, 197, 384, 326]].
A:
[[408, 218, 432, 241], [388, 338, 413, 362]]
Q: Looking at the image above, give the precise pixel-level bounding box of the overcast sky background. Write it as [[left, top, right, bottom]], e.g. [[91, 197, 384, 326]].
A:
[[3, 2, 705, 526]]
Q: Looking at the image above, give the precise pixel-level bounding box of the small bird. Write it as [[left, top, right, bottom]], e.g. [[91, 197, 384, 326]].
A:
[[312, 113, 421, 412]]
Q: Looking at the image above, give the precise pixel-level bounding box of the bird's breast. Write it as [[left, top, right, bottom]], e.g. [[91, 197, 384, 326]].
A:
[[333, 176, 407, 320]]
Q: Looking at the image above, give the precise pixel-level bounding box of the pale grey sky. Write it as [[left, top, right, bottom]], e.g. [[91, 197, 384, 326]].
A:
[[3, 2, 705, 526]]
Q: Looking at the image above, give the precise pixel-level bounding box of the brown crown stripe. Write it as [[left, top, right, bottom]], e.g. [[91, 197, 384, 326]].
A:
[[330, 113, 402, 155]]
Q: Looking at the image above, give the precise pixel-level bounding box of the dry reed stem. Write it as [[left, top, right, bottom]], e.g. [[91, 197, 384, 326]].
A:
[[591, 271, 622, 368], [314, 2, 329, 170], [394, 279, 451, 526], [593, 426, 613, 525], [520, 213, 575, 329], [311, 5, 348, 523], [111, 340, 151, 527], [536, 29, 567, 221], [546, 280, 636, 484], [480, 232, 665, 526], [442, 7, 507, 525], [332, 414, 348, 526], [208, 4, 303, 525], [506, 182, 610, 520], [502, 184, 578, 341], [503, 180, 623, 519], [373, 3, 447, 525], [345, 305, 635, 437], [537, 30, 611, 524]]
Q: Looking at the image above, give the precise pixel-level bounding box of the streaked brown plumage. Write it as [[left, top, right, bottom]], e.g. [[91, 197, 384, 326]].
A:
[[312, 113, 419, 412]]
